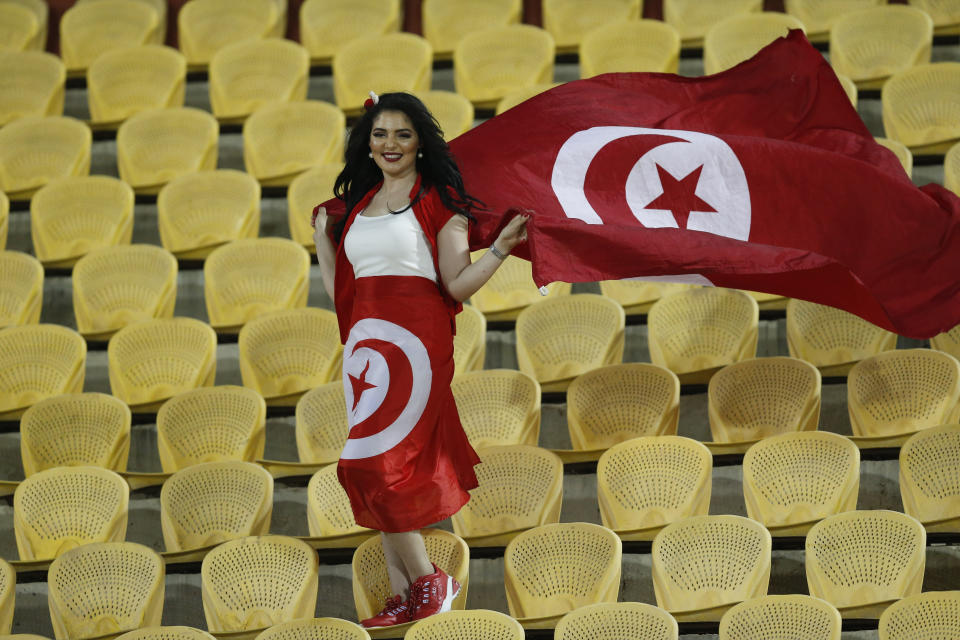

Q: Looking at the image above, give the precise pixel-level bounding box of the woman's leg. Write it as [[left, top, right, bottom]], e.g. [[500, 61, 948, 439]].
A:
[[382, 530, 434, 586], [380, 531, 413, 598]]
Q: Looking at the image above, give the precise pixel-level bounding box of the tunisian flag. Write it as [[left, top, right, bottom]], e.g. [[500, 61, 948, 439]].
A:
[[453, 30, 960, 339]]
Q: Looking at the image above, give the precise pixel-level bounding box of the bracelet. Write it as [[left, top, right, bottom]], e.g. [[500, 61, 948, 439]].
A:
[[489, 243, 508, 260]]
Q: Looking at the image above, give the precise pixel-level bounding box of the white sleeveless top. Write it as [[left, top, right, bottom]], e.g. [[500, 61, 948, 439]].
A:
[[344, 210, 438, 281]]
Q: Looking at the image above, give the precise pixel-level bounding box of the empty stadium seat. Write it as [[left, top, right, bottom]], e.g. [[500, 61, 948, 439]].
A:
[[306, 463, 370, 540], [255, 618, 371, 640], [73, 244, 178, 339], [295, 381, 348, 465], [160, 461, 273, 552], [408, 609, 524, 640], [468, 252, 570, 319], [878, 590, 960, 640], [116, 107, 218, 193], [238, 308, 343, 404], [14, 465, 128, 561], [494, 83, 559, 115], [831, 5, 932, 88], [450, 369, 541, 448], [204, 238, 310, 331], [177, 0, 278, 66], [847, 348, 960, 440], [0, 115, 91, 199], [504, 522, 621, 627], [0, 250, 43, 328], [0, 324, 86, 419], [47, 541, 165, 640], [580, 20, 681, 78], [908, 0, 960, 34], [542, 0, 641, 51], [555, 602, 678, 640], [515, 293, 625, 392], [647, 287, 759, 383], [86, 45, 186, 124], [451, 444, 563, 546], [785, 0, 883, 40], [413, 90, 474, 141], [882, 62, 960, 153], [0, 557, 11, 634], [77, 0, 166, 44], [719, 594, 842, 640], [946, 141, 960, 196], [107, 317, 217, 410], [422, 0, 519, 57], [663, 0, 763, 45], [899, 424, 960, 532], [333, 33, 432, 113], [876, 137, 913, 176], [567, 363, 680, 452], [0, 2, 38, 52], [704, 12, 806, 75], [597, 436, 711, 540], [243, 100, 345, 185], [209, 38, 309, 120], [0, 50, 64, 126], [156, 385, 267, 473], [931, 325, 960, 362], [3, 0, 47, 50], [287, 163, 341, 249], [59, 0, 159, 71], [20, 392, 131, 477], [742, 431, 859, 536], [157, 169, 260, 259], [805, 510, 926, 618], [454, 25, 554, 107], [30, 175, 134, 267], [114, 627, 216, 640], [651, 514, 771, 621], [453, 303, 486, 374], [299, 0, 399, 61]]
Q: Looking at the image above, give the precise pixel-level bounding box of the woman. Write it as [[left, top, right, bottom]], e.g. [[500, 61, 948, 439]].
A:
[[311, 91, 528, 628]]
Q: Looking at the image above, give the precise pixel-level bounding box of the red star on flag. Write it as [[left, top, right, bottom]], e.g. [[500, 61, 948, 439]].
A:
[[645, 163, 717, 228], [348, 360, 377, 411]]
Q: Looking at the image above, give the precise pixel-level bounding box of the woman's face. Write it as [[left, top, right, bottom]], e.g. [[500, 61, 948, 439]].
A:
[[369, 110, 420, 180]]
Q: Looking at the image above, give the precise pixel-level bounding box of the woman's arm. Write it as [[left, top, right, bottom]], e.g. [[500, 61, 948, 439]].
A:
[[437, 213, 529, 303], [311, 207, 336, 300]]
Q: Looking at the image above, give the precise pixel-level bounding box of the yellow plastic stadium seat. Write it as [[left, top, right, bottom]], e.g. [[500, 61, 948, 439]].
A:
[[157, 169, 260, 259], [160, 461, 273, 552], [20, 392, 131, 477], [648, 287, 758, 383], [72, 245, 177, 339], [0, 250, 43, 328], [454, 25, 554, 107], [0, 324, 86, 419], [78, 0, 167, 44], [543, 0, 641, 51], [453, 303, 485, 374], [299, 0, 399, 61], [946, 142, 960, 196], [0, 190, 6, 249], [597, 436, 711, 541], [243, 101, 345, 185], [848, 348, 960, 439], [254, 618, 371, 640], [837, 73, 858, 107], [663, 0, 763, 45], [451, 445, 563, 546], [0, 50, 65, 126], [156, 385, 267, 473], [831, 6, 932, 88], [515, 293, 625, 393], [14, 465, 128, 561], [3, 0, 47, 50], [423, 0, 520, 59], [882, 63, 960, 153], [784, 0, 883, 40], [908, 0, 960, 33], [238, 308, 343, 404], [704, 12, 806, 75], [408, 609, 524, 640], [597, 281, 692, 316], [47, 541, 165, 640], [115, 628, 217, 640], [805, 510, 926, 618], [742, 431, 859, 536], [555, 602, 678, 640], [287, 163, 341, 249], [30, 175, 134, 267], [306, 463, 370, 539], [295, 382, 348, 465], [931, 325, 960, 362], [0, 115, 91, 200], [876, 137, 913, 176], [651, 515, 771, 622], [567, 363, 680, 453], [86, 45, 186, 124], [59, 0, 159, 71], [494, 83, 559, 115], [468, 252, 570, 319], [107, 317, 217, 410], [413, 90, 474, 141], [504, 522, 621, 627], [899, 424, 960, 532], [116, 107, 218, 193], [878, 590, 960, 640], [204, 238, 310, 331], [0, 558, 11, 634], [209, 39, 309, 120], [580, 20, 681, 78], [353, 531, 468, 634], [177, 0, 277, 66], [0, 3, 39, 52], [332, 33, 432, 113], [719, 595, 842, 640], [451, 369, 541, 448], [708, 357, 821, 449]]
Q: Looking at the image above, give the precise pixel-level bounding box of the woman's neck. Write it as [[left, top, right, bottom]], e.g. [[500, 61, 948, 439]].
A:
[[380, 171, 417, 198]]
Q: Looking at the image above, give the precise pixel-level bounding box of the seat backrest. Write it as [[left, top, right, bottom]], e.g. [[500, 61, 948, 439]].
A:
[[0, 50, 65, 126], [86, 44, 186, 123], [0, 3, 39, 52], [878, 590, 960, 640], [703, 12, 805, 74], [332, 32, 432, 111], [882, 62, 960, 148], [786, 298, 897, 369], [931, 324, 960, 360], [453, 303, 486, 375], [468, 252, 570, 315], [783, 0, 884, 36], [299, 0, 399, 59], [0, 557, 14, 635], [0, 249, 43, 328], [830, 5, 932, 82], [0, 115, 92, 196], [177, 0, 277, 65], [242, 100, 345, 182], [407, 609, 524, 640], [0, 323, 87, 415], [295, 381, 349, 465], [114, 626, 218, 640], [555, 601, 678, 640], [253, 616, 371, 640], [450, 369, 541, 448], [208, 38, 309, 118], [59, 0, 158, 70], [663, 0, 763, 41], [422, 0, 520, 55], [306, 462, 369, 537], [453, 24, 555, 103], [287, 163, 342, 247], [719, 594, 841, 640], [898, 423, 960, 526]]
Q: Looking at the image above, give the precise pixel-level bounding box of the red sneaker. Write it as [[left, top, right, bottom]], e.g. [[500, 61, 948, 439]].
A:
[[360, 594, 411, 628], [408, 563, 461, 622]]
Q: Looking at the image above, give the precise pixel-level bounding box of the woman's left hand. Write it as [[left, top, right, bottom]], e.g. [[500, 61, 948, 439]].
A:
[[493, 212, 530, 255]]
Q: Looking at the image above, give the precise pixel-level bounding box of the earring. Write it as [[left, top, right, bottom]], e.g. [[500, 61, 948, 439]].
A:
[[368, 152, 373, 158], [417, 150, 423, 158]]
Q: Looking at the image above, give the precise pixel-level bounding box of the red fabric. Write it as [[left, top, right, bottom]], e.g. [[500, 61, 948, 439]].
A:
[[446, 30, 960, 339]]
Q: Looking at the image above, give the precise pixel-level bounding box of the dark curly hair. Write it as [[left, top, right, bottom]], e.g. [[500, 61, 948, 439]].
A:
[[331, 92, 483, 245]]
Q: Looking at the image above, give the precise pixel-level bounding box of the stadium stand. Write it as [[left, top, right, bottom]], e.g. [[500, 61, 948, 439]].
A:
[[454, 24, 554, 107], [86, 45, 185, 124], [208, 38, 309, 120], [176, 0, 277, 67], [299, 0, 400, 62], [59, 0, 159, 72], [579, 20, 680, 78]]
